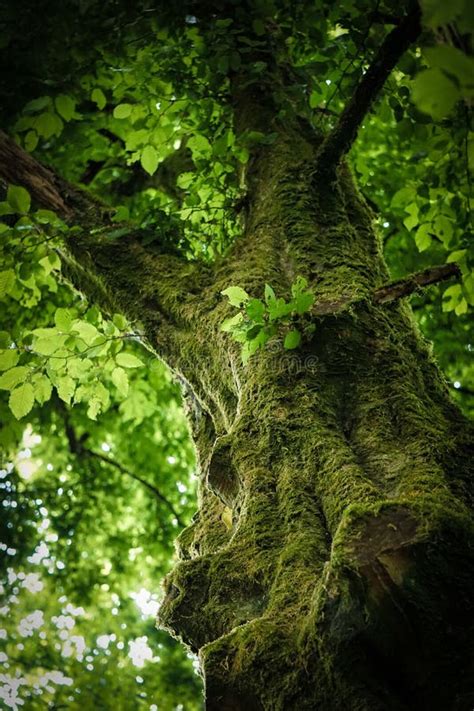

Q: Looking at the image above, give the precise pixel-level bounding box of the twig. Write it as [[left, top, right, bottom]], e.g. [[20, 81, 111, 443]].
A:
[[452, 385, 474, 397], [82, 448, 185, 527], [58, 399, 185, 526]]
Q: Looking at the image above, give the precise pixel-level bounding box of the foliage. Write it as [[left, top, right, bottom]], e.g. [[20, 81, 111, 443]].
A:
[[221, 277, 315, 363], [0, 0, 473, 708]]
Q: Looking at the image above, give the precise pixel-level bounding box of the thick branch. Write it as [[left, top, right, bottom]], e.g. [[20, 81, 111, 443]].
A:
[[0, 129, 104, 225], [315, 5, 422, 170], [0, 131, 200, 345]]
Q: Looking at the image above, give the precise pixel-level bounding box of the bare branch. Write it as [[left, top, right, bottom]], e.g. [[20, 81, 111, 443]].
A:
[[315, 5, 422, 171], [312, 263, 461, 316], [452, 384, 474, 397], [83, 448, 186, 527], [373, 263, 461, 303], [57, 397, 186, 525]]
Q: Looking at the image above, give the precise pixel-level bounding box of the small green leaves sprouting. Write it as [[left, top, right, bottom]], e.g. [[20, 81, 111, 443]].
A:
[[221, 276, 315, 364]]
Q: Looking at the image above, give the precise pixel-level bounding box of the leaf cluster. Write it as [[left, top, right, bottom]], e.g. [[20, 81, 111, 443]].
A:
[[221, 277, 315, 363]]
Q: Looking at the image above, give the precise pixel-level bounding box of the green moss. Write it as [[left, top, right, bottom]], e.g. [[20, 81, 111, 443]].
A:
[[76, 125, 473, 710]]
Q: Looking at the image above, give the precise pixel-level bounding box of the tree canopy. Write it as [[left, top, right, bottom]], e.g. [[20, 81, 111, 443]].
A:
[[0, 0, 472, 708]]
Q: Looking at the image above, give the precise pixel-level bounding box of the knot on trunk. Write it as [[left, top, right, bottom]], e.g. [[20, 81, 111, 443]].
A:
[[206, 436, 240, 508]]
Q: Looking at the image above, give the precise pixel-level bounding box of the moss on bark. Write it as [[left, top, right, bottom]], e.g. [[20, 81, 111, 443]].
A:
[[157, 130, 474, 710]]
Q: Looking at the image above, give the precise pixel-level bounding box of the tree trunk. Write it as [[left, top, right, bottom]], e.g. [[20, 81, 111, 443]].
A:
[[157, 127, 474, 710], [0, 8, 472, 706]]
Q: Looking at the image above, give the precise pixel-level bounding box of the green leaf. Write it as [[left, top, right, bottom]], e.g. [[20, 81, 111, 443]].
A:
[[391, 186, 415, 208], [35, 111, 63, 138], [245, 324, 262, 341], [113, 103, 132, 119], [284, 330, 301, 350], [55, 95, 75, 121], [116, 353, 144, 368], [31, 374, 52, 404], [188, 134, 211, 155], [7, 185, 31, 214], [9, 383, 34, 419], [434, 214, 453, 247], [463, 273, 474, 305], [294, 292, 314, 315], [447, 249, 466, 264], [442, 284, 462, 312], [246, 298, 265, 322], [86, 382, 110, 420], [412, 69, 460, 120], [264, 284, 276, 304], [424, 46, 474, 89], [249, 327, 270, 353], [415, 223, 432, 252], [24, 130, 38, 152], [268, 297, 292, 321], [0, 349, 19, 371], [54, 308, 73, 332], [87, 399, 102, 420], [0, 332, 10, 348], [291, 276, 308, 297], [0, 366, 30, 390], [241, 341, 251, 365], [221, 313, 244, 332], [91, 88, 107, 110], [72, 320, 99, 345], [113, 313, 128, 330], [34, 335, 66, 355], [23, 96, 50, 113], [67, 357, 93, 378], [112, 366, 129, 396], [221, 286, 250, 307], [141, 145, 159, 175], [0, 269, 16, 298], [32, 327, 57, 338], [56, 375, 75, 404]]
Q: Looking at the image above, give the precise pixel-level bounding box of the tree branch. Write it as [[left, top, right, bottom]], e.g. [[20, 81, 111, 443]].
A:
[[452, 385, 474, 397], [312, 263, 461, 316], [315, 4, 422, 171], [0, 129, 104, 225], [83, 448, 185, 527], [373, 263, 461, 304], [0, 130, 201, 351], [56, 397, 185, 525]]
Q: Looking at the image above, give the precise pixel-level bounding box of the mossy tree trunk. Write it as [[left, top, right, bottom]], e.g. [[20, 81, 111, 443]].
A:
[[1, 6, 473, 709], [155, 126, 474, 711]]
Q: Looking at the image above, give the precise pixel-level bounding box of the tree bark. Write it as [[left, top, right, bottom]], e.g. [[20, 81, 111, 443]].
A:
[[155, 125, 474, 711], [1, 9, 473, 709]]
